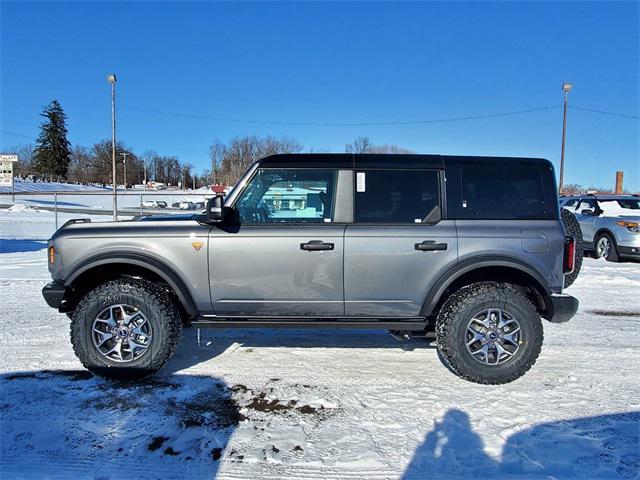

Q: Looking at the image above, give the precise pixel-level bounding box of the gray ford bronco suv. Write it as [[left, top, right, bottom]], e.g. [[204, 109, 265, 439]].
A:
[[42, 154, 579, 384]]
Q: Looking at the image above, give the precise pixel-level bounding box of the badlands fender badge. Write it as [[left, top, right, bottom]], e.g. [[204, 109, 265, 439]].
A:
[[191, 241, 204, 251]]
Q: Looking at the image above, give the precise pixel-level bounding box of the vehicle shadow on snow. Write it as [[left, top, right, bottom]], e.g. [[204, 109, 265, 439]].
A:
[[403, 409, 640, 479], [0, 369, 240, 479], [0, 239, 47, 253], [165, 326, 436, 372]]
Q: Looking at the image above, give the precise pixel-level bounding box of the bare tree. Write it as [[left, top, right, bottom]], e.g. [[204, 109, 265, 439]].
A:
[[370, 144, 414, 154], [345, 136, 374, 154], [209, 140, 226, 185], [7, 144, 35, 177], [346, 137, 413, 154], [209, 135, 303, 186], [67, 145, 92, 183]]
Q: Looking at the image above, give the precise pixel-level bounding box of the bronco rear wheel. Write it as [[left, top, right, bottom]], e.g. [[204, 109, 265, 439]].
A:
[[436, 282, 543, 384], [70, 279, 182, 380]]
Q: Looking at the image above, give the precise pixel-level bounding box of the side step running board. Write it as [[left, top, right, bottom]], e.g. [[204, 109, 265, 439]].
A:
[[191, 319, 427, 330]]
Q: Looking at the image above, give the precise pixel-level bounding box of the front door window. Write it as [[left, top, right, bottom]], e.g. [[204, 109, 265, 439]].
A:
[[234, 169, 337, 224]]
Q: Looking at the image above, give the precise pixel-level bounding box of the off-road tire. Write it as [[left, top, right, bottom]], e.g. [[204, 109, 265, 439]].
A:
[[561, 208, 583, 287], [436, 282, 543, 385], [70, 278, 182, 380]]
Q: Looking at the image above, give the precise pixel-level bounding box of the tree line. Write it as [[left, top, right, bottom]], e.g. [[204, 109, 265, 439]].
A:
[[9, 100, 202, 188], [8, 100, 413, 188]]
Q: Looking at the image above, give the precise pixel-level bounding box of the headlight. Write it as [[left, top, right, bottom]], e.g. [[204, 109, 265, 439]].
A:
[[616, 221, 639, 233]]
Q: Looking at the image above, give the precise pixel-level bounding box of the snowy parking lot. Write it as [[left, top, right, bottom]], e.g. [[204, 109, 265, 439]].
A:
[[1, 208, 639, 479]]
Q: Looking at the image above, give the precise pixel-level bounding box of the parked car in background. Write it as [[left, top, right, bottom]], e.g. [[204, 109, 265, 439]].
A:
[[171, 201, 197, 210], [560, 194, 640, 262], [141, 199, 166, 209]]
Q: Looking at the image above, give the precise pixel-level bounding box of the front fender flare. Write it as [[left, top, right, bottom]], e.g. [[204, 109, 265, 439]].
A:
[[64, 252, 198, 317]]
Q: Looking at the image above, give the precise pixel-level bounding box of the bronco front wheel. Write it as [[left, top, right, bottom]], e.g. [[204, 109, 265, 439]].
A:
[[70, 279, 182, 380], [436, 282, 543, 384]]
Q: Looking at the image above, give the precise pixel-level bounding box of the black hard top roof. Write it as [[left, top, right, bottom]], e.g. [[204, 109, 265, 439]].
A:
[[258, 153, 552, 170]]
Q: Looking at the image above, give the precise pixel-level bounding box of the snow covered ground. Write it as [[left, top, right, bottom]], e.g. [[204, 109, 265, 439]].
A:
[[0, 215, 639, 479]]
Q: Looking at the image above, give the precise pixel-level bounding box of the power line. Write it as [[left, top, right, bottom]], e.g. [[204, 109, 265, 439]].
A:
[[120, 105, 562, 127], [569, 105, 639, 120], [0, 130, 33, 139]]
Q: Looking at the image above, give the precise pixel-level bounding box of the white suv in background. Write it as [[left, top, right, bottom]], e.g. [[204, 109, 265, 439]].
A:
[[560, 194, 640, 262]]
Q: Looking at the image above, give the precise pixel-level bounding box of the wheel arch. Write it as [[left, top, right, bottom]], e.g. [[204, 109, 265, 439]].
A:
[[421, 257, 552, 319], [63, 253, 198, 318], [594, 228, 618, 245]]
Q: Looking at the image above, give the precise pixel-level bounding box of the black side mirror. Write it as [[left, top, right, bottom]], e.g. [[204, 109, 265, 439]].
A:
[[206, 196, 224, 222]]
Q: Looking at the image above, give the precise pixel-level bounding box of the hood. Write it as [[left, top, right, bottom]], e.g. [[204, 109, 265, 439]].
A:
[[51, 215, 205, 240]]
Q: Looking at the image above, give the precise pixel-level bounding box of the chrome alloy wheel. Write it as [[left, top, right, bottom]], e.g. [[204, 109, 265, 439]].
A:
[[92, 304, 152, 362], [465, 309, 521, 365], [597, 235, 611, 258]]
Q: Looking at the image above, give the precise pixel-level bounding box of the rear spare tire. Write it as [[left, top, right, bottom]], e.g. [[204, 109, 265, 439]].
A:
[[561, 208, 583, 287]]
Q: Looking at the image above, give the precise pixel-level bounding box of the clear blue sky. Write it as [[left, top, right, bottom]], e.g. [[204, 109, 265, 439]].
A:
[[1, 1, 638, 190]]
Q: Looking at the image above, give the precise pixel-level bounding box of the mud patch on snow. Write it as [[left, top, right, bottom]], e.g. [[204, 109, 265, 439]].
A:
[[168, 389, 246, 429], [147, 436, 169, 451], [232, 383, 330, 417]]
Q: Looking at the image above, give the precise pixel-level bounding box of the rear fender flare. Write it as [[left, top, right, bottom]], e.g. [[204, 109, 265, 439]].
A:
[[421, 256, 551, 317]]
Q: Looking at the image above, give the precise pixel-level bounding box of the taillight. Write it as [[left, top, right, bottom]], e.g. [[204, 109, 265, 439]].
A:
[[48, 246, 55, 265], [563, 236, 575, 274]]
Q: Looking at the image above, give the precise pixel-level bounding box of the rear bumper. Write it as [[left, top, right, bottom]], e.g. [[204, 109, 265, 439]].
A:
[[42, 281, 67, 310], [546, 294, 579, 323]]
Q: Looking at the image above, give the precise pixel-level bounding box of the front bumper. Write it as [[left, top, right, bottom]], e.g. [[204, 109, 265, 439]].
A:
[[618, 245, 640, 261], [546, 294, 579, 323], [42, 281, 67, 310]]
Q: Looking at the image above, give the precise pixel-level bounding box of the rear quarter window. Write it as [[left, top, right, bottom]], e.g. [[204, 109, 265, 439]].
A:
[[445, 159, 558, 220]]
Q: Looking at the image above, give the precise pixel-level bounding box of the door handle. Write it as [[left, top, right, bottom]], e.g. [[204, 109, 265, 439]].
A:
[[415, 240, 448, 251], [301, 240, 335, 251]]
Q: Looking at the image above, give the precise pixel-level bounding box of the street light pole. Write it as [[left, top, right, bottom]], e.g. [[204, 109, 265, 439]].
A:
[[120, 152, 129, 193], [107, 74, 118, 220], [559, 82, 572, 194]]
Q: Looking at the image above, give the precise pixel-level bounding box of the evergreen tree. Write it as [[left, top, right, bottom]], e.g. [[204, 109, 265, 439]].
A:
[[33, 100, 71, 180]]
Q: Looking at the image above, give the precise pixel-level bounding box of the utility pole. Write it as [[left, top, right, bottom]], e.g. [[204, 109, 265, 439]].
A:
[[143, 161, 147, 191], [559, 82, 572, 194], [121, 152, 129, 193], [107, 74, 118, 220]]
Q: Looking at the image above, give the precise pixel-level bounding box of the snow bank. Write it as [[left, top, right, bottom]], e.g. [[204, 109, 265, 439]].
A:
[[6, 203, 39, 213]]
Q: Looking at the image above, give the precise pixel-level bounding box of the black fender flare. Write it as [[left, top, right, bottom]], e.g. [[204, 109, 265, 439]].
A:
[[420, 255, 552, 317], [64, 252, 198, 317]]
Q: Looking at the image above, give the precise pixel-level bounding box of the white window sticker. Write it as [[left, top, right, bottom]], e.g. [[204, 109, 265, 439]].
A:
[[356, 172, 366, 192]]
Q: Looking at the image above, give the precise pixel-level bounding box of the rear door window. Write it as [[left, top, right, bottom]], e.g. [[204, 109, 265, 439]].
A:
[[354, 170, 441, 224]]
